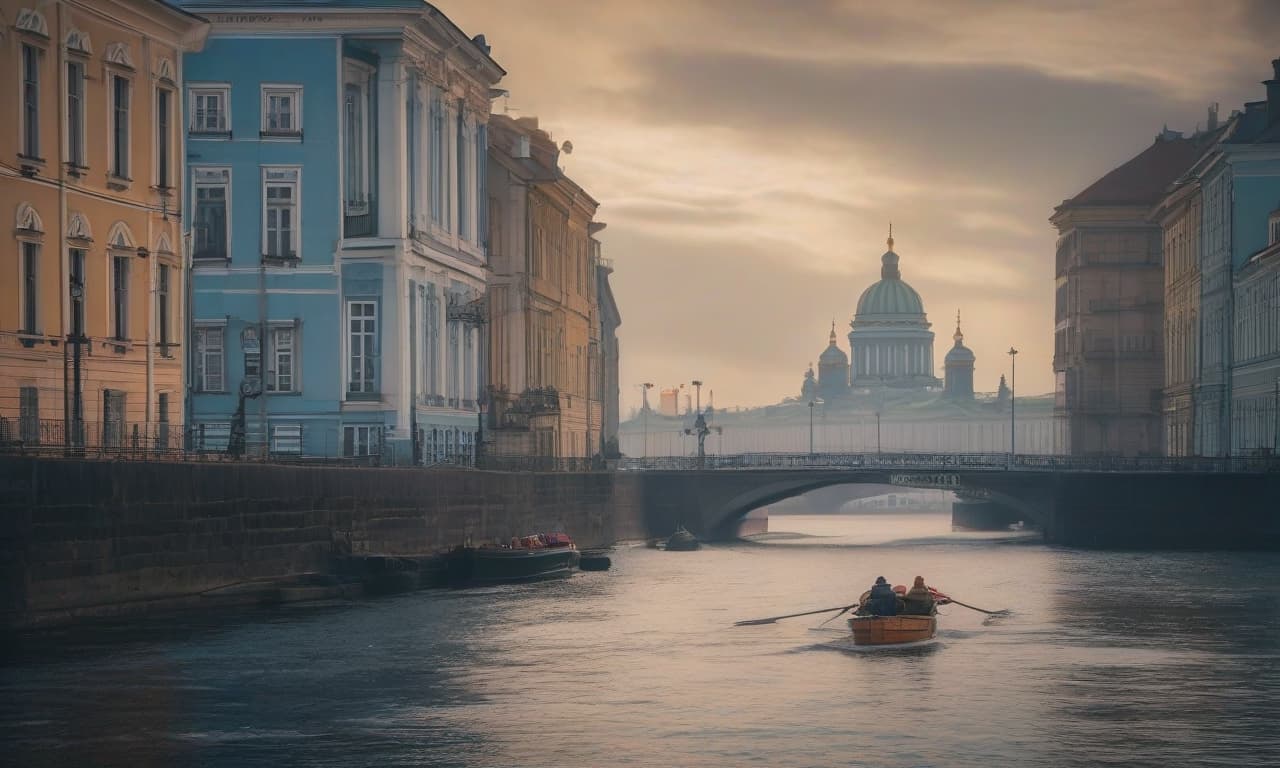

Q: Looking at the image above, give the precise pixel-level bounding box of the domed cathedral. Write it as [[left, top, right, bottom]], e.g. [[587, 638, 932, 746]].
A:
[[943, 310, 976, 400], [817, 322, 851, 400], [848, 228, 940, 389]]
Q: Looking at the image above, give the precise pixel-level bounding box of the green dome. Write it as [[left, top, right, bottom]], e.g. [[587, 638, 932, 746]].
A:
[[855, 251, 925, 316]]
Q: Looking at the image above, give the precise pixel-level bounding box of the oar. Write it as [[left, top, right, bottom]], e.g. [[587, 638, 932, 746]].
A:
[[930, 589, 1007, 616], [734, 604, 856, 627]]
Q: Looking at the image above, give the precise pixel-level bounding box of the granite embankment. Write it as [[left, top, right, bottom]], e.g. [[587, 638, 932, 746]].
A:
[[0, 456, 648, 629]]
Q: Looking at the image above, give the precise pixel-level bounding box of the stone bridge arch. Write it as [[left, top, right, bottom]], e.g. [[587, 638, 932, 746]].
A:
[[637, 470, 1051, 541]]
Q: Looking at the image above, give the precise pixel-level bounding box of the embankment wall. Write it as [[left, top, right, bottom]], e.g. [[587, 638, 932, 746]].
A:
[[0, 457, 648, 629]]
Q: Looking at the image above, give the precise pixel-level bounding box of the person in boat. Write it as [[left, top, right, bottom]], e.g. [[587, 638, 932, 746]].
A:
[[863, 576, 899, 617], [901, 576, 936, 615]]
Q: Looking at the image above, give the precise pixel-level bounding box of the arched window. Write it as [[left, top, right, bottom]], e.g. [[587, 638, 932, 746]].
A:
[[65, 28, 91, 54], [106, 220, 136, 250], [15, 201, 44, 234], [67, 211, 92, 241]]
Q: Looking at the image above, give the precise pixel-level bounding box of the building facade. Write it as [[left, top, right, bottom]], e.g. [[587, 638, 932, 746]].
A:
[[177, 1, 502, 464], [1051, 130, 1210, 456], [485, 115, 603, 459], [0, 0, 207, 449], [596, 243, 622, 456], [1152, 165, 1206, 456]]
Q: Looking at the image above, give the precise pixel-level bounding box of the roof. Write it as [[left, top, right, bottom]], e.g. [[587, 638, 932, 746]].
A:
[[174, 0, 504, 74], [1058, 133, 1217, 210], [856, 277, 924, 316]]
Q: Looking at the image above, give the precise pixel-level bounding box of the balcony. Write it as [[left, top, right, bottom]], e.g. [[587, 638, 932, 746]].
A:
[[344, 197, 376, 238]]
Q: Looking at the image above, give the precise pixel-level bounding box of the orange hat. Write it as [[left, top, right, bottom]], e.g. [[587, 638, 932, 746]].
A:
[[913, 576, 926, 588]]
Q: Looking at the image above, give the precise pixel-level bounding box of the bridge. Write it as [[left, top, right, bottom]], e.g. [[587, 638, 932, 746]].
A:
[[614, 452, 1280, 549]]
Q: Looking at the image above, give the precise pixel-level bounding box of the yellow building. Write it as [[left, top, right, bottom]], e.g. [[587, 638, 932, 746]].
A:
[[0, 1, 207, 450], [485, 115, 604, 460]]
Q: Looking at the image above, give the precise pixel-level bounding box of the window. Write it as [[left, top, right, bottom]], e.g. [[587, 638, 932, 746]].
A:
[[193, 168, 229, 260], [261, 85, 301, 135], [263, 167, 299, 259], [156, 88, 172, 187], [103, 389, 126, 448], [430, 90, 445, 226], [343, 64, 372, 216], [20, 387, 39, 444], [194, 326, 224, 392], [348, 301, 377, 395], [194, 422, 230, 452], [343, 425, 381, 457], [267, 325, 296, 392], [21, 242, 39, 334], [457, 105, 468, 240], [271, 424, 302, 455], [157, 264, 171, 353], [21, 44, 40, 158], [66, 61, 85, 166], [111, 255, 129, 340], [190, 86, 229, 134], [110, 74, 130, 178], [476, 122, 488, 250], [69, 248, 85, 336]]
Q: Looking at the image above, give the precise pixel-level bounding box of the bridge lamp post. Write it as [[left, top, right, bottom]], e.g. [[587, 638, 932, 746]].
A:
[[641, 382, 654, 460], [1008, 347, 1019, 467], [875, 409, 882, 456], [808, 400, 816, 457], [692, 380, 703, 414]]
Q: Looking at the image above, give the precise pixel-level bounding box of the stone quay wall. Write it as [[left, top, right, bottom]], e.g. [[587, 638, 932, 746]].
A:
[[0, 457, 649, 629]]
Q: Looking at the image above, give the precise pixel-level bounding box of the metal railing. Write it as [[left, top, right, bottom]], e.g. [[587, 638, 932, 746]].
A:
[[614, 451, 1280, 474]]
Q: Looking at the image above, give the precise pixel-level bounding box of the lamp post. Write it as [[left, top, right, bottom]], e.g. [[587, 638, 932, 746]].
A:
[[641, 382, 654, 459], [1008, 347, 1018, 467], [692, 380, 703, 414], [808, 400, 815, 456], [875, 409, 882, 455]]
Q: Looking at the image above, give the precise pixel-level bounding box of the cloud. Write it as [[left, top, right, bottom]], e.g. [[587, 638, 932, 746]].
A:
[[442, 0, 1280, 408]]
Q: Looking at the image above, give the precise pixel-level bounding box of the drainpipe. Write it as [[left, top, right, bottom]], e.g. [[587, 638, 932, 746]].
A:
[[57, 2, 68, 445]]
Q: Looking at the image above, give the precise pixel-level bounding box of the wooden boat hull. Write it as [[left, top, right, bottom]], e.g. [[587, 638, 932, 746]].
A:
[[446, 546, 579, 587], [847, 615, 937, 646]]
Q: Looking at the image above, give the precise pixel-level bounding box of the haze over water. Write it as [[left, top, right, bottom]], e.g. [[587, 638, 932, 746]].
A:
[[4, 512, 1279, 767]]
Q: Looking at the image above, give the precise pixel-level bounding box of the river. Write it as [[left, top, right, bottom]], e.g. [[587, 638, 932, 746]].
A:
[[3, 512, 1280, 767]]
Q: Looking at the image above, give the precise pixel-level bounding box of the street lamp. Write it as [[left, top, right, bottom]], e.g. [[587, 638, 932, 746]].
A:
[[1008, 347, 1018, 466], [808, 400, 815, 456], [692, 380, 703, 414], [641, 382, 654, 459], [875, 409, 882, 455]]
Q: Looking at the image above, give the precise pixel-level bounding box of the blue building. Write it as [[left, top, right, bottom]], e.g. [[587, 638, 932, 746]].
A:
[[178, 2, 503, 463], [1194, 61, 1280, 456]]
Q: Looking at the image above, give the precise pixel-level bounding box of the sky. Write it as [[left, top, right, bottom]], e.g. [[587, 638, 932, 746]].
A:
[[446, 0, 1280, 412]]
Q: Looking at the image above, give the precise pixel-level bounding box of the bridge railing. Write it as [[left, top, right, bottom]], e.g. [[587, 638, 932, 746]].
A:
[[615, 452, 1280, 474]]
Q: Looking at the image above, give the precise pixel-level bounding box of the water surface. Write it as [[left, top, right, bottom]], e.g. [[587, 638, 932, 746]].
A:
[[4, 512, 1279, 767]]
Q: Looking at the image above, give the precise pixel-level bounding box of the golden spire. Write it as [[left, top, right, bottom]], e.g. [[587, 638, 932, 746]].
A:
[[887, 221, 894, 251]]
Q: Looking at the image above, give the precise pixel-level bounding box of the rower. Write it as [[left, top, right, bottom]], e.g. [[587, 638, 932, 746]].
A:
[[866, 576, 899, 616], [902, 576, 935, 615]]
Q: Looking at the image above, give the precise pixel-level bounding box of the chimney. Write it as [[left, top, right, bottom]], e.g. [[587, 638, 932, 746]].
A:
[[1207, 102, 1219, 132], [1267, 59, 1280, 126]]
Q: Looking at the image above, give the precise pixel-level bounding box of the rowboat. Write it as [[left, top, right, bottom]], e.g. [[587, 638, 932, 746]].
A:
[[847, 614, 937, 646]]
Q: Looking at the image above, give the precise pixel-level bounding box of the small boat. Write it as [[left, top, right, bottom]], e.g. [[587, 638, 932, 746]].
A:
[[847, 614, 937, 646], [663, 524, 700, 551], [446, 532, 579, 587]]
